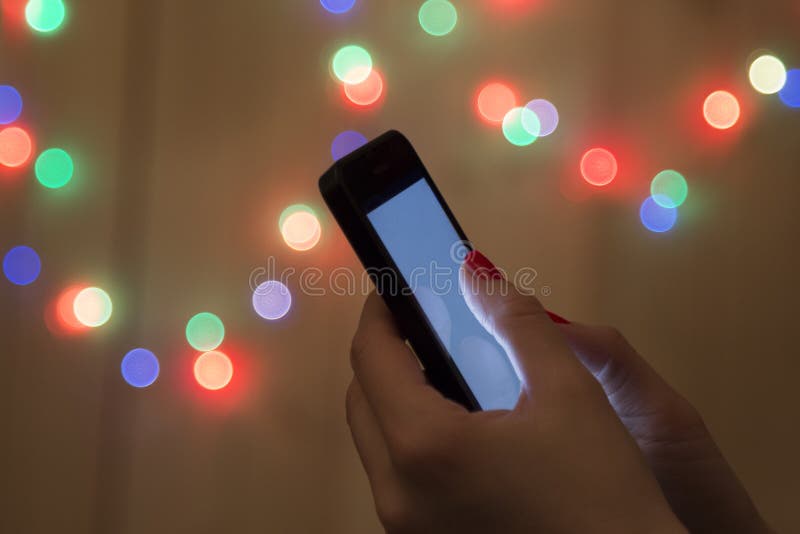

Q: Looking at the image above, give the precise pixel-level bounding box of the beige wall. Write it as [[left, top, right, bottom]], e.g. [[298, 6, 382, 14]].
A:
[[1, 1, 798, 532]]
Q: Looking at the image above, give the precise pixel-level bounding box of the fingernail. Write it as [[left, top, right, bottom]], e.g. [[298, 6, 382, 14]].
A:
[[547, 311, 571, 324], [463, 250, 504, 280]]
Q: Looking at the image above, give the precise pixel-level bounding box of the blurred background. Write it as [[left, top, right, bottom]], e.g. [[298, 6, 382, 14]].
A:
[[1, 0, 799, 532]]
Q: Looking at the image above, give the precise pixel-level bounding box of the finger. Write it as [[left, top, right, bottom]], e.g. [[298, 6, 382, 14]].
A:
[[345, 378, 394, 488], [559, 322, 693, 427], [558, 324, 774, 534], [351, 291, 455, 428], [460, 250, 588, 397]]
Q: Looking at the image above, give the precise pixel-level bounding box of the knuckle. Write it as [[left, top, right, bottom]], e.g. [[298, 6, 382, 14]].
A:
[[601, 326, 631, 352], [662, 394, 708, 436], [493, 291, 547, 330], [388, 427, 436, 471], [388, 417, 464, 473]]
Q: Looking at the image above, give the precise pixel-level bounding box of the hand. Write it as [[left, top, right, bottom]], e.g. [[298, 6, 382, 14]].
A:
[[345, 253, 685, 533], [559, 322, 773, 533]]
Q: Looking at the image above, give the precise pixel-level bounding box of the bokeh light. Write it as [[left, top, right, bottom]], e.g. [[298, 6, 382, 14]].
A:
[[3, 245, 41, 286], [486, 0, 545, 16], [73, 287, 113, 328], [44, 284, 91, 337], [502, 106, 539, 146], [580, 148, 618, 186], [650, 170, 688, 208], [25, 0, 66, 33], [778, 69, 800, 108], [186, 312, 225, 352], [524, 99, 559, 137], [35, 148, 73, 189], [0, 85, 23, 125], [520, 107, 541, 137], [640, 197, 678, 233], [194, 351, 234, 391], [476, 82, 517, 125], [703, 90, 740, 130], [252, 280, 292, 320], [331, 130, 368, 161], [749, 55, 787, 95], [0, 126, 33, 167], [320, 0, 356, 14], [56, 284, 89, 332], [418, 0, 458, 37], [344, 69, 384, 107], [280, 204, 322, 251], [121, 348, 160, 388], [332, 45, 373, 85]]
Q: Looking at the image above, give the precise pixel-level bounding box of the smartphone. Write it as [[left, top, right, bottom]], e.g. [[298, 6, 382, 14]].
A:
[[319, 130, 521, 411]]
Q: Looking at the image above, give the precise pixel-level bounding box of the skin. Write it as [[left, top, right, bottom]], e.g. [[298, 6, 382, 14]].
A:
[[560, 322, 772, 533], [345, 258, 773, 533]]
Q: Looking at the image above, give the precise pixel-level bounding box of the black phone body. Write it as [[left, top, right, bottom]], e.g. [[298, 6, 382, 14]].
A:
[[319, 130, 521, 411]]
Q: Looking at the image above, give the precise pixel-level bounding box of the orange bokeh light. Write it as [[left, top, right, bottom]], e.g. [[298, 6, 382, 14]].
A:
[[703, 90, 740, 130], [476, 82, 518, 125], [281, 211, 322, 251], [344, 69, 384, 107], [0, 126, 32, 167], [194, 351, 234, 391]]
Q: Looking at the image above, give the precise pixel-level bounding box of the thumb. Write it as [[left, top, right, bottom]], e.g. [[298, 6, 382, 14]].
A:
[[459, 250, 587, 397]]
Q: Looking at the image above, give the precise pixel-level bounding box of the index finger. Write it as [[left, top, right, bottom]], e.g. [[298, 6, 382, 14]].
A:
[[350, 291, 456, 427]]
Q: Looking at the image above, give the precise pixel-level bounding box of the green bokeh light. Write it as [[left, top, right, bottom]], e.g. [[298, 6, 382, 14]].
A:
[[419, 0, 458, 37], [186, 312, 225, 352], [278, 204, 316, 232], [35, 148, 73, 189], [332, 45, 373, 85], [502, 107, 540, 147], [650, 170, 688, 208], [25, 0, 66, 33]]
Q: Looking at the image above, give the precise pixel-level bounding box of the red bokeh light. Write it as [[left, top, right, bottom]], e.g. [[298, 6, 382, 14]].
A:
[[677, 70, 752, 155], [174, 338, 260, 415], [483, 0, 548, 17], [703, 90, 740, 130], [475, 82, 518, 125], [580, 148, 618, 187], [560, 128, 651, 203], [343, 69, 384, 108], [194, 351, 234, 391], [44, 284, 91, 337], [1, 0, 29, 40], [0, 126, 33, 168]]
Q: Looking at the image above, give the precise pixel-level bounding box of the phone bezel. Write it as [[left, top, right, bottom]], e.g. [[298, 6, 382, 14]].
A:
[[319, 130, 481, 410]]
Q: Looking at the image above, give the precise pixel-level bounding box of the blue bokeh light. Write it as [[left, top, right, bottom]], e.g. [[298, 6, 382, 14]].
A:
[[253, 280, 293, 320], [121, 348, 160, 388], [524, 99, 559, 137], [331, 130, 367, 161], [320, 0, 356, 14], [778, 68, 800, 109], [640, 197, 678, 233], [3, 245, 41, 286], [0, 85, 23, 125]]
